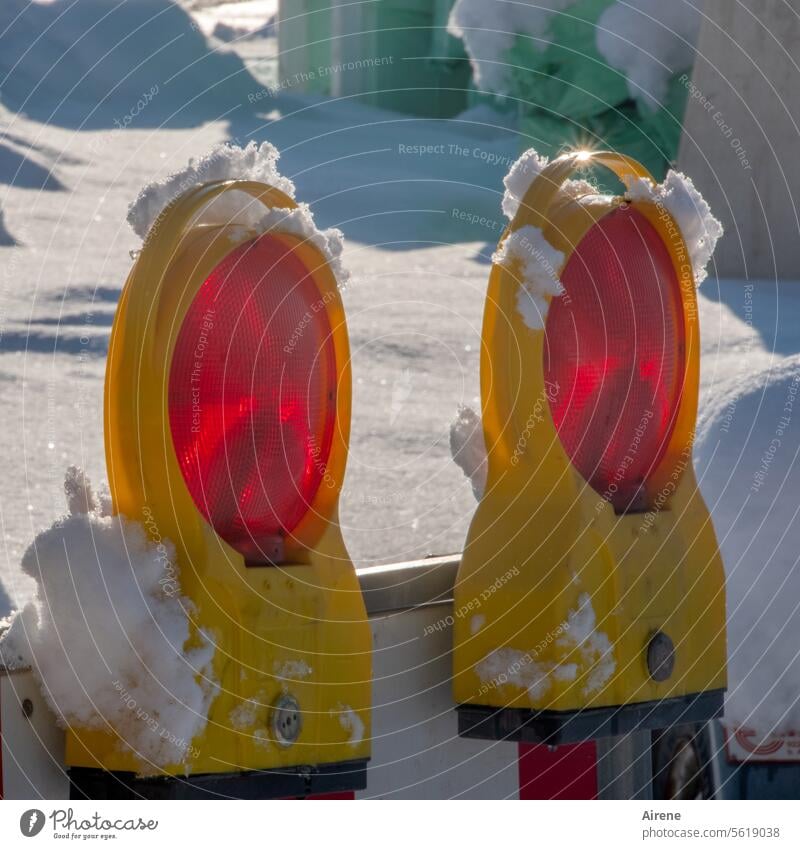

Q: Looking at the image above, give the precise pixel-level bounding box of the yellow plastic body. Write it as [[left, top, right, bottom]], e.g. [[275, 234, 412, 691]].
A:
[[453, 151, 727, 712], [66, 181, 371, 775]]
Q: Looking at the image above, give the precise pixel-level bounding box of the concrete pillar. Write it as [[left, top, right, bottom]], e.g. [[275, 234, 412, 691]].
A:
[[678, 1, 800, 280]]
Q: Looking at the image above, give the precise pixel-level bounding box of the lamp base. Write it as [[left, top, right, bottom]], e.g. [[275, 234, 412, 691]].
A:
[[68, 759, 368, 800], [457, 690, 724, 745]]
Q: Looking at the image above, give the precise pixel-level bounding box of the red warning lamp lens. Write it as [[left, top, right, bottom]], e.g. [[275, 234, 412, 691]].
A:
[[168, 234, 337, 560], [543, 206, 685, 512]]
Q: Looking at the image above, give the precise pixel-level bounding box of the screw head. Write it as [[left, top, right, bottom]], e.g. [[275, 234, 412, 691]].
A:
[[271, 694, 302, 747], [647, 631, 675, 682]]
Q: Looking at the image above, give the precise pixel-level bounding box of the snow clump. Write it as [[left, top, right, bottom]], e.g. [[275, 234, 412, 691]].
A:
[[596, 0, 702, 110], [449, 405, 488, 500], [448, 0, 576, 94], [0, 467, 218, 771], [493, 224, 565, 330], [626, 169, 723, 284], [127, 141, 350, 287]]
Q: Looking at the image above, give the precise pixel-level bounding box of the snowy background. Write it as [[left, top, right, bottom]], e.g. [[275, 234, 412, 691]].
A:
[[1, 0, 799, 740]]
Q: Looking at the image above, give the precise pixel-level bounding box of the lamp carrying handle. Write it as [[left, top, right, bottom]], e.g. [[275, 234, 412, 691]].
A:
[[514, 150, 654, 230]]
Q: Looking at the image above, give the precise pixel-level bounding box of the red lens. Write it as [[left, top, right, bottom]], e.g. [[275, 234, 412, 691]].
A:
[[543, 205, 685, 512], [168, 234, 337, 560]]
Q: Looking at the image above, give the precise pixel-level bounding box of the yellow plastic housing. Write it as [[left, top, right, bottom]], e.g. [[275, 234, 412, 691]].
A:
[[453, 151, 726, 712], [66, 181, 371, 776]]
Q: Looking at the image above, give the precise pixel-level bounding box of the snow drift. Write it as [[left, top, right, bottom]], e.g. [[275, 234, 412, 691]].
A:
[[0, 467, 218, 771], [696, 356, 800, 737], [0, 0, 258, 127], [128, 141, 350, 287]]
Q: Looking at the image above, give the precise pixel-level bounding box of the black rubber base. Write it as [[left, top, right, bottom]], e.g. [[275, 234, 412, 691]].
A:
[[68, 759, 368, 800], [458, 690, 725, 745]]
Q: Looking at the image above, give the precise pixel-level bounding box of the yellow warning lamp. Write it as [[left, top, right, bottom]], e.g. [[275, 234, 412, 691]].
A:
[[454, 151, 726, 743], [66, 180, 371, 796]]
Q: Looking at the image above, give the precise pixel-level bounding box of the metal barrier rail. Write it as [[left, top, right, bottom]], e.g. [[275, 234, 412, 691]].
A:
[[357, 554, 460, 614]]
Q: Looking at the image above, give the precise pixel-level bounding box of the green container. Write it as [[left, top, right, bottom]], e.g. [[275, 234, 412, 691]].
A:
[[278, 0, 471, 117], [429, 0, 468, 61], [277, 0, 334, 96], [505, 0, 689, 180]]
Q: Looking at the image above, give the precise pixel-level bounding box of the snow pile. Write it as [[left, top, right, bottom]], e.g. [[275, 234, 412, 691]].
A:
[[448, 0, 576, 94], [558, 592, 616, 696], [449, 405, 488, 500], [597, 0, 702, 110], [626, 170, 723, 284], [0, 467, 218, 770], [695, 357, 800, 736], [127, 141, 350, 287], [212, 18, 274, 42], [493, 225, 565, 330], [494, 148, 572, 330]]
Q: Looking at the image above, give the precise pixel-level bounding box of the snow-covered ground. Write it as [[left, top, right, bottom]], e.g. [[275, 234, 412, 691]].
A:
[[0, 0, 510, 609], [1, 0, 799, 739]]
